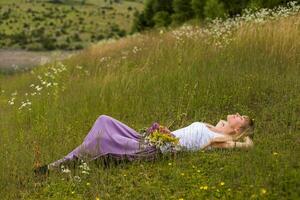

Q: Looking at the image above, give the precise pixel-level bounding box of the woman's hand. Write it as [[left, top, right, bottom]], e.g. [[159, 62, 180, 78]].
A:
[[243, 136, 254, 146]]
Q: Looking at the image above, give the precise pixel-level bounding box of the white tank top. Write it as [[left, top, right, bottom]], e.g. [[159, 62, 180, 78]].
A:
[[171, 122, 224, 151]]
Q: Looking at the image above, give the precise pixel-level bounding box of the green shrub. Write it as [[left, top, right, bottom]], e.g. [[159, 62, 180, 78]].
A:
[[116, 29, 126, 37], [41, 37, 56, 50], [73, 33, 82, 42], [26, 42, 44, 51], [57, 42, 69, 49], [247, 0, 263, 10], [55, 30, 61, 37], [96, 34, 105, 40], [75, 44, 84, 50]]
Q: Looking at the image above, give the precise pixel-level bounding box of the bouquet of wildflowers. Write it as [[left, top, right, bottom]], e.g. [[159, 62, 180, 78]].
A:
[[139, 122, 182, 153]]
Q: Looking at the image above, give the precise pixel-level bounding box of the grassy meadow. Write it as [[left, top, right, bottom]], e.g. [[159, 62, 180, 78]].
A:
[[0, 4, 300, 200], [0, 0, 143, 50]]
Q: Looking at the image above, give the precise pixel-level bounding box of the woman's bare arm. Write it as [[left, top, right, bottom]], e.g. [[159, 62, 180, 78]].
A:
[[203, 136, 254, 149]]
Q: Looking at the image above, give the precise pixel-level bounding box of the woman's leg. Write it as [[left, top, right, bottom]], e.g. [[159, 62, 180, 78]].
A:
[[48, 114, 141, 169]]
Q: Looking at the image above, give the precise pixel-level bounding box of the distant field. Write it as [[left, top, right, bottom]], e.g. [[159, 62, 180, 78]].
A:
[[0, 0, 144, 50]]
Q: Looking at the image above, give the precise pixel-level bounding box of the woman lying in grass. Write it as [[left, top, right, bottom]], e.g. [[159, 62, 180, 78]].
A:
[[34, 113, 254, 175]]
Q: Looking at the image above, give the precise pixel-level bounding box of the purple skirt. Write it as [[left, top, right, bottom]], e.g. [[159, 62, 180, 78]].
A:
[[49, 115, 158, 168]]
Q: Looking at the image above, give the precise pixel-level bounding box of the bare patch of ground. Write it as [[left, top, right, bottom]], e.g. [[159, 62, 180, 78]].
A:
[[0, 49, 80, 74]]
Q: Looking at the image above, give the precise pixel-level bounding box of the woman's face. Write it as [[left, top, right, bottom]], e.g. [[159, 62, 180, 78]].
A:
[[227, 113, 248, 131]]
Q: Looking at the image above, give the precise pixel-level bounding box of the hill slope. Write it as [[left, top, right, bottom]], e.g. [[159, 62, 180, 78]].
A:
[[0, 0, 143, 50], [0, 4, 299, 199]]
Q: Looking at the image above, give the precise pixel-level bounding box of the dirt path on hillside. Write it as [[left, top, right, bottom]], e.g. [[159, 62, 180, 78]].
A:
[[0, 49, 81, 72]]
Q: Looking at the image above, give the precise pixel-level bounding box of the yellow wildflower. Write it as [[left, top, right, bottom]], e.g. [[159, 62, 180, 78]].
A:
[[272, 152, 278, 155], [96, 197, 100, 200], [260, 188, 267, 195], [86, 182, 90, 186], [200, 185, 209, 190], [181, 173, 185, 176], [220, 182, 225, 186]]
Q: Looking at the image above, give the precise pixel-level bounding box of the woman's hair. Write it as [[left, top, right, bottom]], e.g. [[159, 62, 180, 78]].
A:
[[232, 117, 255, 141]]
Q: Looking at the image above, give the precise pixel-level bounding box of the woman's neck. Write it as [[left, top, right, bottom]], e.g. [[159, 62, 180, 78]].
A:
[[208, 124, 235, 136]]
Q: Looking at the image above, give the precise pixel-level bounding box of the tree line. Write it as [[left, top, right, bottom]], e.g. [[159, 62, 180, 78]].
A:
[[131, 0, 294, 32]]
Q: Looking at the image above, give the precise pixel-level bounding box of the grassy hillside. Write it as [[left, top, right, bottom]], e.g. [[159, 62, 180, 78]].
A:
[[0, 0, 143, 50], [0, 4, 299, 200]]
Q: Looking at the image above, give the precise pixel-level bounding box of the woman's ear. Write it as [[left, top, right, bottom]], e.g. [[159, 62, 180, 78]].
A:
[[233, 127, 241, 135]]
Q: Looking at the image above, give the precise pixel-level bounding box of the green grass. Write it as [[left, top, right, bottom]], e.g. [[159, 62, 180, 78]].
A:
[[0, 0, 143, 50], [0, 11, 299, 199]]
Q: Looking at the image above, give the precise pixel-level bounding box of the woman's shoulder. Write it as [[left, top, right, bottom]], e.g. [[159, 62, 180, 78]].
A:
[[189, 122, 210, 130], [190, 121, 202, 125], [172, 122, 204, 134]]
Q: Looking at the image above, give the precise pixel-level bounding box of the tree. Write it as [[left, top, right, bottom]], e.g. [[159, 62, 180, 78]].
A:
[[131, 0, 175, 32], [204, 0, 227, 19], [153, 11, 172, 27], [49, 0, 64, 3], [221, 0, 249, 16], [152, 0, 174, 13], [262, 0, 289, 9], [191, 0, 206, 19], [172, 0, 194, 24], [131, 11, 148, 33], [143, 0, 156, 27]]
